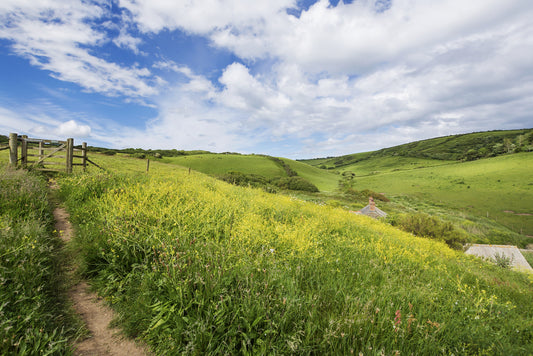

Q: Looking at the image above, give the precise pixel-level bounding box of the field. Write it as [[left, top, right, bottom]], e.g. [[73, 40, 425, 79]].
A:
[[334, 156, 454, 176], [349, 153, 533, 237], [162, 154, 284, 177], [54, 160, 533, 354], [161, 153, 340, 192], [1, 133, 533, 354]]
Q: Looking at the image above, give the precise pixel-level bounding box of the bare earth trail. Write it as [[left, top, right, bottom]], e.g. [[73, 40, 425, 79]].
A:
[[50, 182, 150, 356]]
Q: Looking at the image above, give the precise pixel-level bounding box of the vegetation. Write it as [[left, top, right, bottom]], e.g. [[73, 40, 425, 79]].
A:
[[0, 168, 79, 354], [302, 129, 533, 169], [86, 145, 212, 158], [1, 128, 532, 354], [349, 153, 533, 240], [218, 171, 319, 193], [57, 168, 533, 355], [388, 213, 470, 250], [493, 253, 513, 269]]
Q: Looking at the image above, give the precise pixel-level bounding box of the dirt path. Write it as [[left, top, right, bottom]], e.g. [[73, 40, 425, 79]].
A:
[[51, 183, 150, 356]]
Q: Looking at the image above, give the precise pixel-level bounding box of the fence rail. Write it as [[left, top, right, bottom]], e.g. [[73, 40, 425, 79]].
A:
[[7, 132, 92, 173]]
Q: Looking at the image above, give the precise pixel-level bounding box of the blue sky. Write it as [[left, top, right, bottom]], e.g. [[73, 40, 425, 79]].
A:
[[1, 0, 532, 158]]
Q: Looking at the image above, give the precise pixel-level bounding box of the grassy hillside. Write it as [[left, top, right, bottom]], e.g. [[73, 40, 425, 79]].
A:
[[303, 129, 533, 168], [279, 158, 339, 192], [162, 154, 284, 176], [336, 156, 454, 176], [350, 153, 533, 237], [56, 164, 532, 354], [161, 153, 340, 192]]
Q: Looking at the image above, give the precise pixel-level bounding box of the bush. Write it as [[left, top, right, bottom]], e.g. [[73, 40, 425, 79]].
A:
[[218, 172, 319, 192], [389, 213, 470, 249], [343, 188, 389, 203], [131, 153, 146, 159], [493, 253, 513, 269], [270, 176, 319, 192]]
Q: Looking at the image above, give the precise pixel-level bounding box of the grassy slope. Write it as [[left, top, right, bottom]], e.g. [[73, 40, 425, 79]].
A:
[[161, 153, 340, 192], [302, 129, 532, 167], [281, 158, 339, 192], [336, 156, 454, 175], [58, 164, 533, 355], [352, 153, 533, 235], [162, 154, 285, 176]]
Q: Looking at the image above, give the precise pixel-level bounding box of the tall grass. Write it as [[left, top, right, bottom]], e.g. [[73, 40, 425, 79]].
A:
[[0, 168, 78, 355], [59, 170, 533, 355]]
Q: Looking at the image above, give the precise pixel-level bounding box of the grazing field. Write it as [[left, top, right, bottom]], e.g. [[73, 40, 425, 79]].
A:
[[335, 156, 454, 176], [58, 167, 533, 355], [162, 154, 284, 176], [350, 153, 533, 237], [0, 168, 79, 354]]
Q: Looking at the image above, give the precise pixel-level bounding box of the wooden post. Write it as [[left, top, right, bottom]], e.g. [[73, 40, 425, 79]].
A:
[[39, 141, 44, 162], [81, 142, 87, 171], [21, 135, 28, 167], [66, 138, 74, 173], [9, 133, 18, 168], [146, 158, 150, 173]]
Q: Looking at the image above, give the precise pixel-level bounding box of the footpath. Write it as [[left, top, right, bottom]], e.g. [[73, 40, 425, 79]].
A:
[[50, 182, 150, 356]]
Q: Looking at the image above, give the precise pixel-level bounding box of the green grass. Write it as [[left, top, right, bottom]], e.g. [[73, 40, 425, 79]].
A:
[[58, 168, 533, 355], [350, 153, 533, 236], [281, 158, 339, 192], [0, 167, 79, 355], [162, 154, 285, 176], [336, 156, 454, 176], [522, 251, 533, 268], [302, 129, 533, 167]]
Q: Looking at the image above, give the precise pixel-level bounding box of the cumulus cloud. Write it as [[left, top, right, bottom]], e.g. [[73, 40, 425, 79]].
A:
[[56, 120, 91, 137], [0, 102, 93, 141], [0, 0, 157, 97], [2, 0, 533, 157]]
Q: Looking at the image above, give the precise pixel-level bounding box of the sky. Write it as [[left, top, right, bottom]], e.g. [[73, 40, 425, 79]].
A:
[[0, 0, 532, 159]]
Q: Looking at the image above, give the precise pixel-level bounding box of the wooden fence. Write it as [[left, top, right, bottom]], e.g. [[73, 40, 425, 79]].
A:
[[3, 133, 93, 173]]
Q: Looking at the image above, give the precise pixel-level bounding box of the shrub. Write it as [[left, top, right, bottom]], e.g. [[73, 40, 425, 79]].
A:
[[389, 213, 470, 249], [270, 176, 319, 192], [493, 252, 513, 269], [343, 188, 389, 203], [218, 172, 319, 192], [131, 153, 146, 159]]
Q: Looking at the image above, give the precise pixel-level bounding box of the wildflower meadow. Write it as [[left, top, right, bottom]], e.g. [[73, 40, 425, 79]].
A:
[[57, 168, 533, 355]]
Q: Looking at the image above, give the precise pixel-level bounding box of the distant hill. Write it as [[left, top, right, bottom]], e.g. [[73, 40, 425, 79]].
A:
[[162, 153, 339, 192], [301, 129, 533, 169]]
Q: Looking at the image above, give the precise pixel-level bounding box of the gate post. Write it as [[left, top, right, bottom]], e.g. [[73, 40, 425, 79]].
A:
[[21, 135, 28, 167], [66, 138, 74, 173], [9, 133, 18, 168], [81, 142, 87, 171], [39, 141, 44, 161]]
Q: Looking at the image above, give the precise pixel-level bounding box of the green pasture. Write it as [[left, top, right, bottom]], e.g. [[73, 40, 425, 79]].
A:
[[281, 158, 339, 192], [335, 156, 454, 176], [351, 153, 533, 236], [58, 168, 533, 355], [162, 154, 284, 176]]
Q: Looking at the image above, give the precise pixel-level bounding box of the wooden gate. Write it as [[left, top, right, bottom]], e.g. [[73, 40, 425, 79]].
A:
[[6, 133, 88, 173]]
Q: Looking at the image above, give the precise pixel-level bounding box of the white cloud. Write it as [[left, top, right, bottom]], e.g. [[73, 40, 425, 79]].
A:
[[56, 120, 91, 137], [118, 0, 293, 34], [0, 103, 93, 141], [2, 0, 533, 157], [0, 0, 157, 97], [113, 28, 143, 55]]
